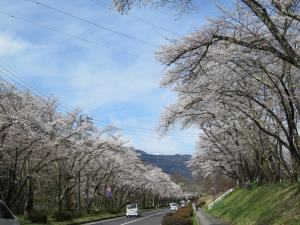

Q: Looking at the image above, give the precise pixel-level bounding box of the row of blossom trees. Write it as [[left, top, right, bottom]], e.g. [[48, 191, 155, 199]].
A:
[[112, 0, 300, 187], [159, 0, 300, 186], [0, 82, 182, 214]]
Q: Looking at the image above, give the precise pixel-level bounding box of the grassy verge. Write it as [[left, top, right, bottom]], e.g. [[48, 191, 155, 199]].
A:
[[209, 182, 300, 225], [192, 211, 200, 225]]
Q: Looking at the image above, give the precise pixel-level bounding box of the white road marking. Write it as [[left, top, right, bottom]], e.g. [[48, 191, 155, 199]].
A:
[[120, 210, 167, 225], [85, 216, 126, 224], [85, 209, 168, 225]]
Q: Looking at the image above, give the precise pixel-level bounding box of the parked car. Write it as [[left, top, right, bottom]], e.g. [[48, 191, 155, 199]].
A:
[[126, 204, 141, 217], [0, 200, 20, 225], [170, 203, 178, 211]]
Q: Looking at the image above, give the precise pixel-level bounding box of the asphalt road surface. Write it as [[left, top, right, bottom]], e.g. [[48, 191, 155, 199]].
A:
[[85, 209, 169, 225]]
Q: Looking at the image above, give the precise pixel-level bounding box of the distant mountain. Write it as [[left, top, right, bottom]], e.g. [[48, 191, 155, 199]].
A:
[[135, 149, 192, 179]]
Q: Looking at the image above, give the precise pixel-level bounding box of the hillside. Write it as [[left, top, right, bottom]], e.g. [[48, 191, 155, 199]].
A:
[[135, 149, 192, 179], [209, 182, 300, 225]]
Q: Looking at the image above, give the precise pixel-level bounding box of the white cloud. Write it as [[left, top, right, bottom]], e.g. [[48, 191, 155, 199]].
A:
[[68, 63, 160, 109], [109, 117, 199, 155], [0, 0, 205, 155], [124, 131, 198, 155], [0, 33, 27, 55]]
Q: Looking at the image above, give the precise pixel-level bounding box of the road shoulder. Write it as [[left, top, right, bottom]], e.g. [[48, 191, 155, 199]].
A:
[[195, 208, 228, 225]]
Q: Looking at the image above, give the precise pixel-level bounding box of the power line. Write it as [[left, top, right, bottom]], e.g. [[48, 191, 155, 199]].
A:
[[0, 64, 47, 98], [0, 64, 72, 113], [0, 63, 198, 139], [141, 161, 191, 164], [128, 14, 182, 37], [92, 117, 193, 135], [0, 7, 196, 138], [26, 0, 159, 48], [88, 119, 198, 139], [0, 70, 56, 113], [141, 159, 191, 163], [92, 118, 198, 138], [0, 11, 151, 61], [0, 65, 74, 113], [121, 131, 197, 140], [92, 118, 160, 133], [121, 129, 198, 139], [0, 64, 199, 139], [91, 0, 183, 37]]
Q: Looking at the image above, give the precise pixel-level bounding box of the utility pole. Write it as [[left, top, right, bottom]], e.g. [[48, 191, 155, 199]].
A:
[[76, 115, 82, 212], [77, 171, 81, 212], [210, 187, 215, 206]]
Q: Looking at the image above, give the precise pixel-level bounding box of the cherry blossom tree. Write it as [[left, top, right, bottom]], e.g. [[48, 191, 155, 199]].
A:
[[112, 0, 300, 185], [0, 81, 182, 214]]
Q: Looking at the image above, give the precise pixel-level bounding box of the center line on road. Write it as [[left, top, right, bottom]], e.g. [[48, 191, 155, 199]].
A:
[[86, 216, 126, 224], [120, 210, 168, 225]]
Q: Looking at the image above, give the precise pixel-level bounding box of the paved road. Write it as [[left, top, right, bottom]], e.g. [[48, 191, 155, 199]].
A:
[[85, 209, 169, 225]]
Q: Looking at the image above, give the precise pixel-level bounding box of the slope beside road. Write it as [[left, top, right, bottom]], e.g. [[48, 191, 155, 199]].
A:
[[209, 183, 300, 225]]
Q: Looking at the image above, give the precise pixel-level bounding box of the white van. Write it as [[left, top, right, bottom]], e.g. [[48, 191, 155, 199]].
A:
[[0, 200, 20, 225], [126, 204, 141, 217], [170, 203, 178, 211]]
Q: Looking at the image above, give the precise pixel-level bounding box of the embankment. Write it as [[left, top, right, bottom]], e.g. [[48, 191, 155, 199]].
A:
[[209, 182, 300, 225]]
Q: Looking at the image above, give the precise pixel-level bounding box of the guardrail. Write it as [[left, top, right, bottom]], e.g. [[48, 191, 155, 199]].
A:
[[208, 188, 234, 210], [192, 204, 201, 225]]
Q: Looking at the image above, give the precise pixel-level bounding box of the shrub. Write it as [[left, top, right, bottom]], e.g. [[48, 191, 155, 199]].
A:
[[142, 206, 155, 209], [27, 211, 48, 223], [107, 209, 121, 214], [89, 209, 101, 215], [197, 200, 206, 208], [162, 214, 192, 225], [72, 211, 83, 218], [176, 203, 193, 218], [53, 211, 73, 221]]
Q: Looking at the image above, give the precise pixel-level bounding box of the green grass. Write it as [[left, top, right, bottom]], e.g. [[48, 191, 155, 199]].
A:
[[209, 182, 300, 225], [192, 211, 200, 225], [18, 212, 124, 225]]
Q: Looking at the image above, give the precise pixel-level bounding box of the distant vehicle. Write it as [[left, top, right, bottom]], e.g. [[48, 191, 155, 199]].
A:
[[126, 204, 141, 217], [0, 200, 20, 225], [170, 203, 178, 211], [180, 200, 186, 208]]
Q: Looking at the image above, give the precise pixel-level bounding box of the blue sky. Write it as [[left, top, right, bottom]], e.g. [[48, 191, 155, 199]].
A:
[[0, 0, 221, 155]]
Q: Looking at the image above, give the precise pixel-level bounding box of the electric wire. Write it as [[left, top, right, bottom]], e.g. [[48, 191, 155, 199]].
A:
[[0, 64, 73, 113], [0, 5, 197, 138], [90, 118, 198, 138], [91, 0, 184, 37], [0, 65, 199, 140], [0, 10, 152, 61], [0, 72, 198, 140], [26, 0, 158, 48], [0, 2, 199, 154], [128, 14, 182, 37]]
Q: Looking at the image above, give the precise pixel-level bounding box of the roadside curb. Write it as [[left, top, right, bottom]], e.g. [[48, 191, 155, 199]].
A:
[[192, 206, 201, 225], [69, 214, 125, 225]]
